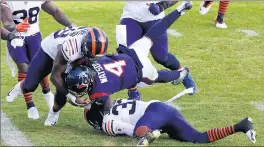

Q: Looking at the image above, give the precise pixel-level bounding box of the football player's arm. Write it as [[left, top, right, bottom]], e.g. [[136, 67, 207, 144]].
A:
[[102, 119, 135, 137], [50, 45, 69, 96], [41, 1, 72, 27], [1, 3, 16, 32], [148, 1, 179, 15]]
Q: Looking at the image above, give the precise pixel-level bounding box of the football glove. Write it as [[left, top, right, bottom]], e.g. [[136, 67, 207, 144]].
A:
[[16, 17, 30, 32], [8, 33, 24, 48]]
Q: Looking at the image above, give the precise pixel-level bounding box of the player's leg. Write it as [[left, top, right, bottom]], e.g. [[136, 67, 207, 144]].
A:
[[134, 102, 170, 145], [118, 18, 143, 100], [165, 109, 256, 144], [44, 88, 67, 126], [215, 0, 230, 28], [6, 39, 40, 118], [27, 32, 54, 109], [199, 1, 214, 15]]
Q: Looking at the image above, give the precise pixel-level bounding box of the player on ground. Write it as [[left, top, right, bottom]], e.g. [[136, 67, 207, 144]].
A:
[[84, 99, 256, 146], [199, 0, 230, 28], [2, 1, 72, 119], [5, 26, 105, 120], [119, 1, 197, 100], [44, 1, 194, 126]]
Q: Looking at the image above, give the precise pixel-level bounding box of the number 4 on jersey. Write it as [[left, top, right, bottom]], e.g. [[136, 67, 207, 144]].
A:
[[103, 60, 126, 77]]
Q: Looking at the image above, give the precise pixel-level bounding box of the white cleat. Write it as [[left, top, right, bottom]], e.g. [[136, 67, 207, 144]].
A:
[[176, 1, 193, 16], [171, 67, 189, 85], [27, 107, 40, 120], [199, 1, 213, 15], [245, 117, 256, 144], [43, 91, 54, 110], [215, 21, 228, 29], [44, 110, 60, 126], [6, 82, 22, 102]]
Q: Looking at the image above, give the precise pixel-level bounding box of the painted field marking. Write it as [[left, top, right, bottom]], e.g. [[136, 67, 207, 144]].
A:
[[1, 111, 33, 146], [241, 29, 259, 36], [167, 29, 183, 37]]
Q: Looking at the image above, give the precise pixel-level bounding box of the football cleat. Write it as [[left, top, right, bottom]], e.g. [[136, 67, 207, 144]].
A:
[[128, 88, 142, 101], [27, 107, 40, 120], [43, 91, 54, 110], [199, 1, 214, 15], [44, 110, 60, 126], [6, 82, 22, 102], [182, 69, 197, 96], [171, 67, 189, 86], [137, 130, 161, 146], [215, 21, 228, 29], [176, 1, 193, 16], [238, 117, 256, 143]]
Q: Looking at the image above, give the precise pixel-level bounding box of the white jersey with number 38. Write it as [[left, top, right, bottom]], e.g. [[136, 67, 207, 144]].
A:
[[102, 99, 159, 136], [41, 26, 89, 62], [2, 1, 45, 36]]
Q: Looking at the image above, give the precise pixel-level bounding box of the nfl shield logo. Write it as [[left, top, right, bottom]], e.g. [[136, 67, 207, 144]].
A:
[[24, 1, 28, 5]]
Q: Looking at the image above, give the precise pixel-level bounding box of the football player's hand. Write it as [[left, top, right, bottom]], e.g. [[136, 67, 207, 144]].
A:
[[148, 3, 162, 15], [16, 17, 30, 32]]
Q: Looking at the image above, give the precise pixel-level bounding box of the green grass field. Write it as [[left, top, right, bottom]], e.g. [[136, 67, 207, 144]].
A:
[[1, 1, 264, 146]]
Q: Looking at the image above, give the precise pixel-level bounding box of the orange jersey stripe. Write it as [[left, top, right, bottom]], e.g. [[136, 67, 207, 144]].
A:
[[89, 29, 96, 56], [66, 41, 72, 56], [107, 121, 113, 136], [96, 28, 105, 54]]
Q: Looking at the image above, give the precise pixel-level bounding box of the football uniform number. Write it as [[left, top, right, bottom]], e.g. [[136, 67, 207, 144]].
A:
[[12, 7, 40, 24], [103, 60, 126, 77], [112, 100, 136, 115]]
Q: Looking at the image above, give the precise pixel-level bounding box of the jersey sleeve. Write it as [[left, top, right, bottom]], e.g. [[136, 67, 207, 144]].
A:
[[102, 117, 135, 137], [61, 38, 82, 63]]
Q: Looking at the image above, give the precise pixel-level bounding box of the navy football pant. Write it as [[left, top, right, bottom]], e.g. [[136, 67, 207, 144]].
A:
[[120, 18, 180, 70], [134, 102, 209, 143], [22, 48, 53, 93]]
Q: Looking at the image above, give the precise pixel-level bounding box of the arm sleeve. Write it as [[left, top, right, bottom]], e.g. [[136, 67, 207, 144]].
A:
[[102, 119, 135, 137]]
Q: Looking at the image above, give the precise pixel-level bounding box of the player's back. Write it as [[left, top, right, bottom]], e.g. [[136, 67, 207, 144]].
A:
[[103, 99, 159, 125], [3, 1, 45, 36], [121, 1, 165, 22], [41, 26, 89, 60], [89, 54, 140, 96]]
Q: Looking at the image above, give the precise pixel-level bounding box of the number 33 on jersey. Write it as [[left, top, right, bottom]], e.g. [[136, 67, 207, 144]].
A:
[[3, 1, 45, 36]]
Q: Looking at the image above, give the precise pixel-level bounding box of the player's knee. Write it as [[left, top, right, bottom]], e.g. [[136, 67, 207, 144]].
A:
[[17, 63, 29, 73]]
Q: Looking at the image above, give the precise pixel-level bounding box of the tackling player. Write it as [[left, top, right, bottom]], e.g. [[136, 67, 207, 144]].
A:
[[85, 99, 256, 146], [118, 1, 197, 100], [199, 0, 230, 28], [2, 1, 72, 119], [55, 2, 194, 127]]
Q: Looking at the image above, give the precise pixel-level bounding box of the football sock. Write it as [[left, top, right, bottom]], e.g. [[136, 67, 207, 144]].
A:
[[40, 76, 51, 94], [216, 1, 230, 23], [145, 9, 181, 42], [206, 125, 236, 142], [155, 70, 180, 83], [18, 72, 35, 109]]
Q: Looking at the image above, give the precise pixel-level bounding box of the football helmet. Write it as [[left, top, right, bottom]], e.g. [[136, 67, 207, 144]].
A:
[[84, 102, 104, 130], [66, 66, 95, 96], [81, 27, 108, 58]]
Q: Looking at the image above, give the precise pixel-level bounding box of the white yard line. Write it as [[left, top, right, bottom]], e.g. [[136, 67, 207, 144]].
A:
[[167, 29, 183, 37], [251, 102, 264, 111], [1, 111, 33, 146], [240, 29, 259, 36]]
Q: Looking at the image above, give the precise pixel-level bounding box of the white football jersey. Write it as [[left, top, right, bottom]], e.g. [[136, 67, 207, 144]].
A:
[[2, 1, 45, 36], [41, 26, 89, 62], [102, 99, 159, 136], [121, 1, 165, 22]]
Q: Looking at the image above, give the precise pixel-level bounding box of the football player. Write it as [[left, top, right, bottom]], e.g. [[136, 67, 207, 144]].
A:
[[199, 0, 230, 28], [118, 1, 197, 100], [2, 1, 72, 119], [59, 2, 193, 127], [6, 26, 107, 121], [85, 99, 256, 146]]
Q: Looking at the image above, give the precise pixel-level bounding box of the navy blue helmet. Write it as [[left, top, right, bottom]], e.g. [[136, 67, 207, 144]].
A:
[[81, 27, 108, 58], [66, 66, 95, 96]]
